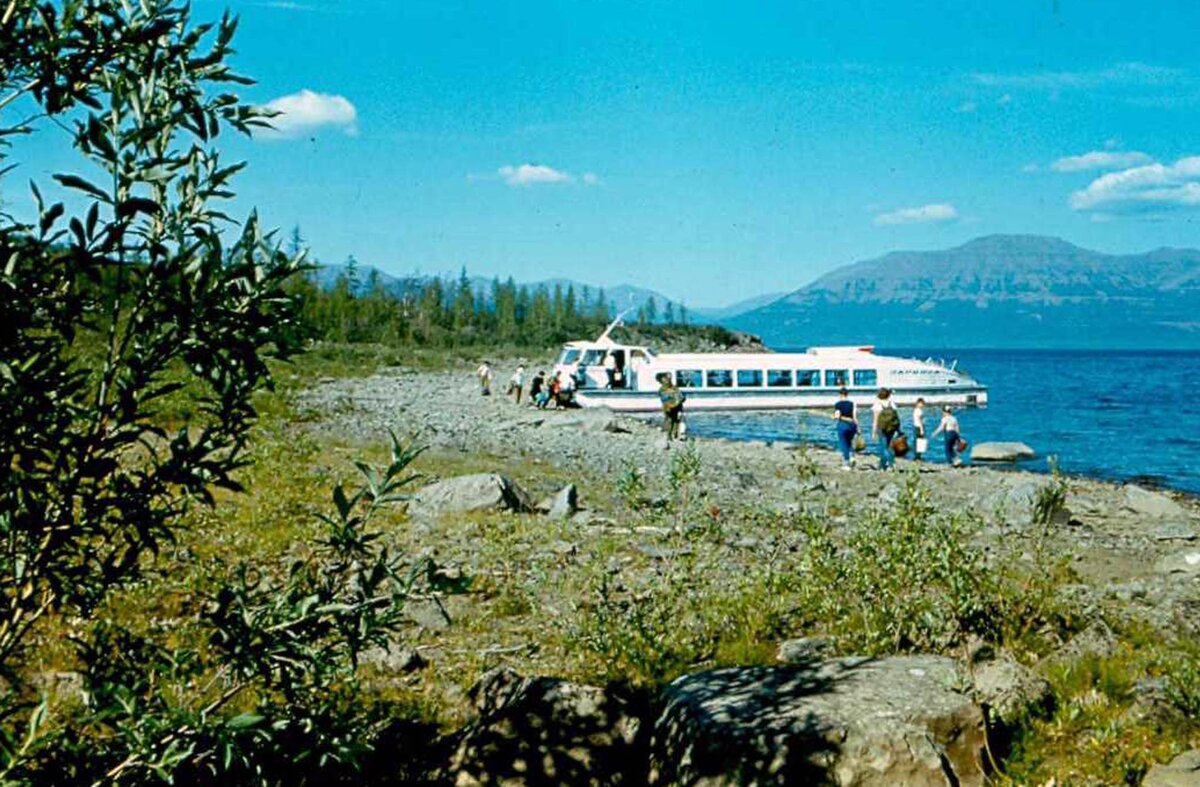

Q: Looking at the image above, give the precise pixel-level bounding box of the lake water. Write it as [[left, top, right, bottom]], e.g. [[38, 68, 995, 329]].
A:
[[680, 349, 1200, 495]]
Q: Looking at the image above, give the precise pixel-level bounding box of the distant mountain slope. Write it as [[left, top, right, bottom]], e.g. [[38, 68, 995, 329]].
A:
[[693, 291, 788, 321], [728, 235, 1200, 349]]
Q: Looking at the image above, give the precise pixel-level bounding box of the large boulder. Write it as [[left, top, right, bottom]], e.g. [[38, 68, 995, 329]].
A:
[[442, 668, 646, 786], [1123, 485, 1187, 519], [1142, 750, 1200, 787], [648, 657, 986, 786], [970, 442, 1036, 462], [409, 473, 534, 517]]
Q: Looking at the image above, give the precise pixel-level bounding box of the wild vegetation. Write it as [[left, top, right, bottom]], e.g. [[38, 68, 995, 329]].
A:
[[2, 2, 1197, 785]]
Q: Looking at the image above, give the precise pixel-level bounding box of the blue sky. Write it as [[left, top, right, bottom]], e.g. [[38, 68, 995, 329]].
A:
[[11, 1, 1200, 306]]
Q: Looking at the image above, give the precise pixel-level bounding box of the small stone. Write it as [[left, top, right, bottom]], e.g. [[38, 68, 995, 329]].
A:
[[636, 544, 692, 560], [537, 484, 579, 519], [363, 643, 427, 673], [775, 636, 834, 664], [1154, 523, 1199, 542], [404, 598, 451, 630]]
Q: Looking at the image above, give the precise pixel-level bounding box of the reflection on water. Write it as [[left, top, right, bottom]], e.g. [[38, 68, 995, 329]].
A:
[[674, 349, 1200, 495]]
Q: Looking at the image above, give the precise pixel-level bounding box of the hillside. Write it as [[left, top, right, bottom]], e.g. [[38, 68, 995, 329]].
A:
[[728, 235, 1200, 349]]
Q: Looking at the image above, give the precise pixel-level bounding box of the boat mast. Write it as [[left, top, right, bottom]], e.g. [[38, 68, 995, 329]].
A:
[[597, 308, 634, 344]]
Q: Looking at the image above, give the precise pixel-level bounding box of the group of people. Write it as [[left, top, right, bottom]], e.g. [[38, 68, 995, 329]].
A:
[[475, 362, 578, 409], [832, 387, 965, 471]]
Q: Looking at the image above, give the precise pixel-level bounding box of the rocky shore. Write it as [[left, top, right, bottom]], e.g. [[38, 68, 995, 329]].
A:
[[298, 365, 1200, 785]]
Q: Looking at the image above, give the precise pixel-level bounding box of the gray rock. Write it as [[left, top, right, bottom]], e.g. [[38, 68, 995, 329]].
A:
[[775, 636, 834, 664], [986, 481, 1039, 524], [404, 598, 452, 630], [970, 656, 1053, 727], [878, 483, 901, 505], [444, 669, 645, 786], [362, 642, 427, 673], [537, 484, 579, 519], [970, 442, 1037, 462], [1124, 485, 1187, 519], [1154, 523, 1199, 542], [649, 656, 986, 786], [1142, 750, 1200, 787], [1156, 550, 1200, 575], [637, 544, 692, 560], [409, 473, 534, 517], [1046, 620, 1118, 663], [603, 418, 634, 434]]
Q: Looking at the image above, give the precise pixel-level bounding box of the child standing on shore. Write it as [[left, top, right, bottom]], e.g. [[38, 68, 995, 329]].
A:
[[475, 361, 493, 396], [932, 405, 962, 466], [912, 398, 926, 461]]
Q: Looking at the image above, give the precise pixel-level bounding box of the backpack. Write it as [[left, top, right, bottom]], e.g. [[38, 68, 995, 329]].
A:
[[877, 403, 900, 435]]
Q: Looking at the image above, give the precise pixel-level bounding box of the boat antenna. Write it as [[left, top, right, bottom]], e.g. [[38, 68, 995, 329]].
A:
[[597, 308, 634, 343]]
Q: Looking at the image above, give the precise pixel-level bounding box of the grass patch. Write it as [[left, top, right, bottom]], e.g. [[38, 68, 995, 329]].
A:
[[997, 630, 1200, 785]]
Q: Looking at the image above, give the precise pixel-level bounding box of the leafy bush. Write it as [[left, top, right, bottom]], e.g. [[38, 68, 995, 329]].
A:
[[0, 2, 442, 782], [792, 474, 1072, 654], [8, 435, 431, 784], [1033, 459, 1071, 528]]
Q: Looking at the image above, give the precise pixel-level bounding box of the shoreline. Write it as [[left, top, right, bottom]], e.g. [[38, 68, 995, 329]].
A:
[[299, 366, 1200, 598]]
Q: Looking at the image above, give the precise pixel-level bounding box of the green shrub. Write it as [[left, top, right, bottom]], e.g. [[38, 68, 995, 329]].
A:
[[792, 473, 1071, 655]]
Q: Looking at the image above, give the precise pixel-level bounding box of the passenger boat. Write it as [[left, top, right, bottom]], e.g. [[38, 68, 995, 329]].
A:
[[551, 320, 988, 413]]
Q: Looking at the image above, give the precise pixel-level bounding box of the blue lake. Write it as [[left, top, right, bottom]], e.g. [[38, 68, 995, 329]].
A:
[[680, 349, 1200, 495]]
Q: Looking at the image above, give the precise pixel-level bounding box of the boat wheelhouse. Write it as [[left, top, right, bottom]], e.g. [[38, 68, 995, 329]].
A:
[[551, 326, 987, 413]]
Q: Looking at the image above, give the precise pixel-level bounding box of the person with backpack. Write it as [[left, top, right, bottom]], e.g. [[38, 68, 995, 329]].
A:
[[871, 387, 900, 470], [657, 373, 686, 442]]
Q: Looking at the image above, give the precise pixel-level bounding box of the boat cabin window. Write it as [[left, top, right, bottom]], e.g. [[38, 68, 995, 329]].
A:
[[676, 370, 703, 388], [853, 369, 877, 387], [559, 348, 581, 365], [581, 349, 607, 366], [796, 370, 820, 387], [736, 369, 763, 387], [767, 369, 792, 387], [825, 369, 849, 387], [707, 369, 733, 388]]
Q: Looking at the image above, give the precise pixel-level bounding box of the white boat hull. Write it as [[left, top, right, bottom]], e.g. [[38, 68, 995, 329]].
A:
[[575, 386, 988, 413]]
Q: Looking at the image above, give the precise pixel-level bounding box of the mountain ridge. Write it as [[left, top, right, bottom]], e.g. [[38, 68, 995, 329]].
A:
[[729, 234, 1200, 349]]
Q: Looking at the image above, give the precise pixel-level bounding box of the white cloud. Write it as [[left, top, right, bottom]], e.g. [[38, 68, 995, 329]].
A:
[[1069, 156, 1200, 213], [997, 93, 1013, 106], [1020, 162, 1041, 173], [955, 100, 977, 113], [497, 164, 572, 186], [582, 172, 601, 186], [973, 61, 1184, 90], [1051, 150, 1154, 172], [873, 203, 959, 226], [258, 89, 357, 138]]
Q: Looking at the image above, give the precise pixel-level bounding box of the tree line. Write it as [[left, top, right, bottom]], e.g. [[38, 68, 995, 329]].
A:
[[288, 245, 693, 348]]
